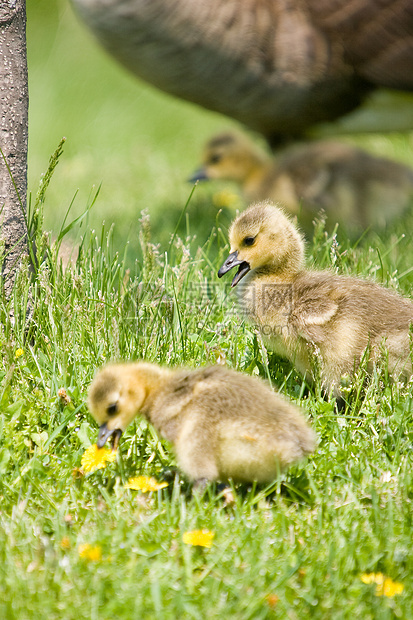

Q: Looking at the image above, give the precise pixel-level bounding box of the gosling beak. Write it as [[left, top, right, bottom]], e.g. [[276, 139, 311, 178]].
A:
[[218, 251, 251, 287], [97, 423, 122, 450], [188, 167, 209, 183]]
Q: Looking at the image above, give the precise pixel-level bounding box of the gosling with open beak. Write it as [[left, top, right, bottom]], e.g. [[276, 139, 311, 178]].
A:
[[218, 251, 250, 287], [97, 423, 122, 451]]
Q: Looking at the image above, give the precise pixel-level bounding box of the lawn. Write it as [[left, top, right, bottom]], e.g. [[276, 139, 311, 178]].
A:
[[0, 1, 412, 618]]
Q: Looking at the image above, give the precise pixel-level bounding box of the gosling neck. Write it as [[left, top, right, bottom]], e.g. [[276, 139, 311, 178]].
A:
[[254, 239, 305, 283], [130, 364, 173, 419]]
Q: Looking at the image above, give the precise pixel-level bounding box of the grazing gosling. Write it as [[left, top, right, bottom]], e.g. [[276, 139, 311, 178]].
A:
[[191, 132, 413, 235], [218, 201, 413, 394], [88, 362, 315, 486]]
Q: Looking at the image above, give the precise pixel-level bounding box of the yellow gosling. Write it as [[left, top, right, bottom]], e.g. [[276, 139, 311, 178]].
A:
[[191, 132, 413, 236], [88, 362, 315, 487], [218, 201, 413, 394]]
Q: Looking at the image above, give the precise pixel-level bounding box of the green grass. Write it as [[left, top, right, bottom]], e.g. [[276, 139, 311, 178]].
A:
[[2, 1, 411, 617], [1, 174, 413, 617]]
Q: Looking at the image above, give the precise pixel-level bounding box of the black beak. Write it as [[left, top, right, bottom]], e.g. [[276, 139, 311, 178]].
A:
[[97, 423, 122, 450], [218, 251, 251, 287], [188, 167, 209, 183]]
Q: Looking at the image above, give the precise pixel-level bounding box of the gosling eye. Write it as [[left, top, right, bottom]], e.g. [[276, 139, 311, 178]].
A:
[[107, 402, 118, 416], [208, 153, 222, 165], [243, 236, 256, 247]]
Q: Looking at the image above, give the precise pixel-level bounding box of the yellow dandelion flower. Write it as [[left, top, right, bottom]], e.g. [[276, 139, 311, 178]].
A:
[[265, 594, 279, 609], [361, 573, 404, 597], [124, 476, 168, 493], [78, 543, 102, 562], [361, 572, 383, 585], [15, 348, 24, 359], [60, 536, 71, 550], [182, 529, 215, 548], [381, 578, 404, 597], [212, 190, 240, 209], [80, 444, 116, 472]]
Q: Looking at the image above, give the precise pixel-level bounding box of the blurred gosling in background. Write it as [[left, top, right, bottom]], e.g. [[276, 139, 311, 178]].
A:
[[218, 201, 413, 395], [191, 132, 413, 236], [88, 362, 315, 487]]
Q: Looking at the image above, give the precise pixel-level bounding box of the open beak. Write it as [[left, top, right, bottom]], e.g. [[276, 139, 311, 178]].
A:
[[188, 167, 209, 183], [218, 251, 251, 287], [97, 423, 122, 451]]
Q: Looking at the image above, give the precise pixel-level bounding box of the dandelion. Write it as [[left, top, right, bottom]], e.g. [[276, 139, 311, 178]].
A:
[[265, 594, 279, 609], [124, 476, 168, 493], [361, 572, 386, 589], [182, 529, 215, 548], [78, 543, 102, 562], [60, 536, 71, 550], [14, 348, 24, 359], [212, 190, 240, 209], [80, 444, 116, 472], [361, 573, 404, 597]]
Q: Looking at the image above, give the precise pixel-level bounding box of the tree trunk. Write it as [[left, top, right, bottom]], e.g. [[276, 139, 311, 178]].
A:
[[0, 0, 28, 297]]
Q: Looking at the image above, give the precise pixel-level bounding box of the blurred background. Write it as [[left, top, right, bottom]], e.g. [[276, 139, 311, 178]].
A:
[[27, 0, 413, 259], [27, 0, 239, 255]]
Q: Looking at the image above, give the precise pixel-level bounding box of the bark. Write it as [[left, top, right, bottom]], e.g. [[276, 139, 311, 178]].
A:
[[0, 0, 28, 297]]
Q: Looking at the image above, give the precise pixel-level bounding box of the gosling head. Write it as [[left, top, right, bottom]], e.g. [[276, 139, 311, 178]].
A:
[[189, 131, 269, 184], [87, 362, 163, 450], [218, 201, 305, 286]]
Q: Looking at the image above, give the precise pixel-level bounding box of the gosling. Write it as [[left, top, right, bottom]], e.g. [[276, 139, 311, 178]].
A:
[[190, 132, 413, 236], [87, 362, 315, 486], [218, 201, 413, 395]]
